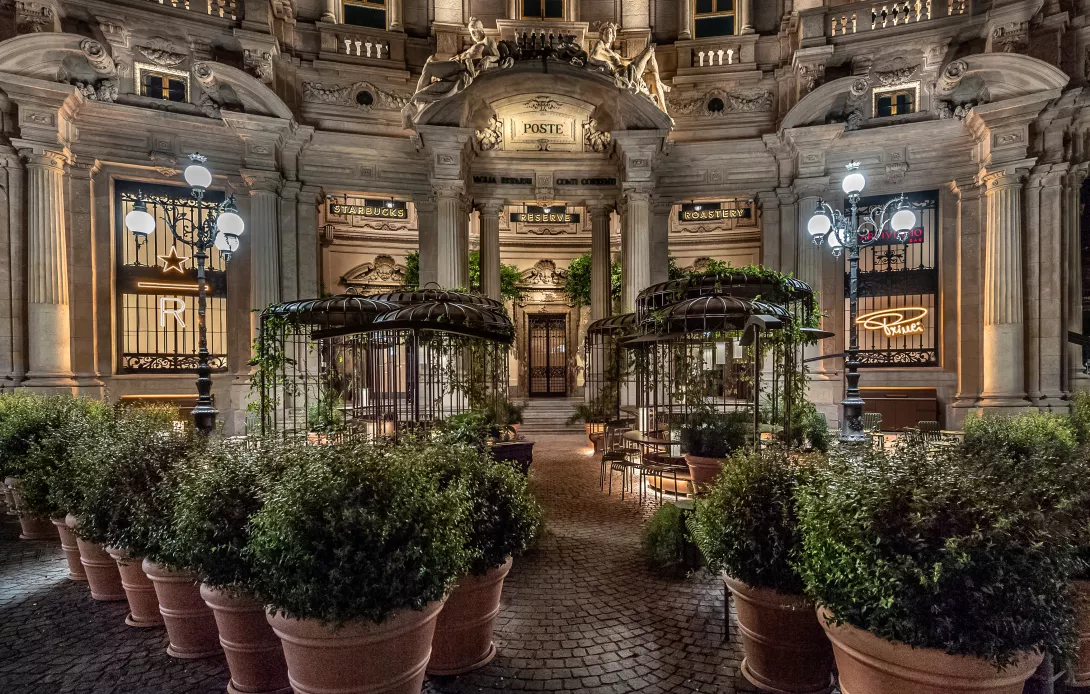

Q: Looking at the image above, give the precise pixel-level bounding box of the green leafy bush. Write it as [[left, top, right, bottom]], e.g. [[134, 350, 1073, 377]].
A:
[[963, 411, 1077, 468], [796, 432, 1090, 667], [692, 447, 804, 593], [783, 401, 830, 453], [411, 439, 542, 576], [643, 503, 701, 577], [681, 409, 749, 458], [247, 440, 471, 625], [72, 407, 202, 563], [0, 393, 74, 480], [20, 397, 112, 519], [170, 436, 315, 591], [1069, 392, 1090, 447]]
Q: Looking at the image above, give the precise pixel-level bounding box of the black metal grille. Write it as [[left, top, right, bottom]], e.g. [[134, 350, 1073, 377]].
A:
[[116, 180, 228, 374], [528, 315, 567, 396], [846, 190, 939, 368]]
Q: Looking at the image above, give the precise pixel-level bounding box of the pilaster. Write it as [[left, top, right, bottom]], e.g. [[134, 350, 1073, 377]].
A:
[[297, 185, 322, 299], [0, 150, 23, 390], [621, 187, 651, 314], [66, 160, 105, 395], [413, 194, 438, 289], [649, 198, 672, 286], [242, 169, 283, 315], [435, 183, 467, 290], [477, 201, 503, 301], [1065, 166, 1090, 392], [589, 204, 613, 322]]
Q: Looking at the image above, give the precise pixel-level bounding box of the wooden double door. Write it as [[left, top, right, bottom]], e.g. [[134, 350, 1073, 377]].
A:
[[528, 314, 568, 397]]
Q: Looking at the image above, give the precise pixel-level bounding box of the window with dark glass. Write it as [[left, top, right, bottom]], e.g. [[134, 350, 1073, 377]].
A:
[[115, 180, 229, 374], [845, 190, 939, 367], [140, 70, 188, 102], [344, 0, 387, 29], [522, 0, 564, 19], [695, 0, 735, 38], [874, 86, 916, 117]]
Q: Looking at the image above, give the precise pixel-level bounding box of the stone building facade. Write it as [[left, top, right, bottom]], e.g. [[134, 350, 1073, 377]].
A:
[[0, 0, 1086, 431]]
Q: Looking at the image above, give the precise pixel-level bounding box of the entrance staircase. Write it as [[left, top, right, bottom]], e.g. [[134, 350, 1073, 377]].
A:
[[518, 397, 585, 436]]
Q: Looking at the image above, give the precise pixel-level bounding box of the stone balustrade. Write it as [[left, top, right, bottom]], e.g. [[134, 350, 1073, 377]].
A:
[[145, 0, 236, 19], [318, 24, 406, 68], [828, 0, 968, 36], [675, 36, 756, 74]]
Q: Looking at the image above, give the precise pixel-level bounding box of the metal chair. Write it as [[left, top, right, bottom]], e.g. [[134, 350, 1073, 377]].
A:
[[863, 412, 882, 432], [604, 427, 640, 499]]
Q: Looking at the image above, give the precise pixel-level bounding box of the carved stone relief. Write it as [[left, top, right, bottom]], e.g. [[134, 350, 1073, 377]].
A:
[[138, 38, 187, 68], [343, 254, 408, 287], [302, 81, 410, 111], [243, 49, 274, 84], [667, 88, 773, 117], [475, 116, 503, 151]]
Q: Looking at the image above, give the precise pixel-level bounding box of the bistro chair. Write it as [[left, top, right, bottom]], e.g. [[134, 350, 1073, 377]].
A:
[[863, 412, 884, 449], [917, 420, 941, 442], [604, 427, 640, 499]]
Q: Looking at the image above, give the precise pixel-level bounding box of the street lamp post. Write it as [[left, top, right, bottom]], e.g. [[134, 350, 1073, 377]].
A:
[[125, 154, 245, 435], [806, 161, 917, 443]]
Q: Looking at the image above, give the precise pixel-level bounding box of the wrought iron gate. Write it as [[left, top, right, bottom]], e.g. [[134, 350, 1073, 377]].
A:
[[528, 314, 568, 397]]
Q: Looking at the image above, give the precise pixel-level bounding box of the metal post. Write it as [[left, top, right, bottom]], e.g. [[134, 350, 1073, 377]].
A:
[[191, 245, 218, 435], [841, 193, 865, 443]]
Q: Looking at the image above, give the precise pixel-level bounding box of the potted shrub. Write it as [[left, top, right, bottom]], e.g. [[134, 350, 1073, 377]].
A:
[[20, 396, 112, 580], [249, 439, 470, 694], [0, 393, 66, 541], [420, 440, 542, 675], [171, 437, 306, 694], [642, 502, 702, 578], [796, 426, 1090, 694], [1069, 392, 1090, 686], [75, 406, 221, 652], [680, 409, 749, 489], [566, 401, 612, 448], [691, 447, 833, 694]]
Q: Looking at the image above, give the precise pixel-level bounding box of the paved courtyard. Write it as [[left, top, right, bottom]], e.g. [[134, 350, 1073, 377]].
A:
[[0, 435, 757, 694]]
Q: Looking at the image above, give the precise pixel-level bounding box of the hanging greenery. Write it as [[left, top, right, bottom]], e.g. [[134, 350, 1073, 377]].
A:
[[562, 251, 622, 308], [401, 250, 523, 302], [248, 311, 300, 422]]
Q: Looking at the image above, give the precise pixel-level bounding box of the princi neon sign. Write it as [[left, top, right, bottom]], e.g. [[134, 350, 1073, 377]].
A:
[[856, 307, 928, 337]]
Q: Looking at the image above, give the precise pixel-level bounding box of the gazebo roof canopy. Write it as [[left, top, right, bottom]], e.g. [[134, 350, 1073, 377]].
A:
[[587, 312, 638, 336], [644, 296, 792, 336], [636, 272, 812, 324], [262, 295, 400, 329], [366, 288, 504, 309], [370, 301, 515, 343]]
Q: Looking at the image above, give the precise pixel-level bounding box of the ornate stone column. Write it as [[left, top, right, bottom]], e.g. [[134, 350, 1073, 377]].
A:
[[0, 150, 25, 388], [678, 0, 693, 39], [979, 166, 1030, 408], [1066, 166, 1089, 392], [650, 199, 672, 286], [589, 204, 613, 321], [477, 201, 503, 301], [320, 0, 336, 22], [244, 171, 282, 312], [414, 194, 438, 288], [739, 0, 755, 33], [1026, 165, 1067, 406], [388, 0, 403, 30], [621, 188, 651, 314], [436, 184, 467, 289], [296, 185, 322, 299], [20, 146, 75, 389], [757, 191, 782, 271], [951, 179, 985, 418]]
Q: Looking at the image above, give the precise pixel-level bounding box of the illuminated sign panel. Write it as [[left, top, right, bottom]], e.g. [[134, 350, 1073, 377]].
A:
[[856, 307, 928, 337], [329, 199, 408, 219], [510, 205, 581, 224], [679, 202, 752, 222]]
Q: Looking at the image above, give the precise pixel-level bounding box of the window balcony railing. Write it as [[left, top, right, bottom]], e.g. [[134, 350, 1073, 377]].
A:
[[827, 0, 968, 37], [675, 35, 757, 74], [145, 0, 237, 20], [318, 23, 406, 68]]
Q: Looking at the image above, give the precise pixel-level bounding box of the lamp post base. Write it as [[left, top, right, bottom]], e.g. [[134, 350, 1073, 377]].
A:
[[192, 406, 217, 436]]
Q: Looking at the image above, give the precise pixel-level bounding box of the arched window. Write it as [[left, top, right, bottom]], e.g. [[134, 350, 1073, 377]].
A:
[[695, 0, 735, 37], [521, 0, 564, 19], [344, 0, 387, 29]]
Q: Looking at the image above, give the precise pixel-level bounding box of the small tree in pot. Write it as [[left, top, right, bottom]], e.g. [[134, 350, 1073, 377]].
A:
[[20, 397, 112, 579], [0, 394, 73, 540], [170, 436, 313, 694], [680, 408, 750, 490], [691, 447, 834, 694], [418, 439, 542, 675], [73, 406, 217, 648], [248, 439, 470, 694], [796, 425, 1090, 694]]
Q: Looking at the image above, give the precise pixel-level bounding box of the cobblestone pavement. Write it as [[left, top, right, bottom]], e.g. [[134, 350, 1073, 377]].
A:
[[1, 435, 757, 694]]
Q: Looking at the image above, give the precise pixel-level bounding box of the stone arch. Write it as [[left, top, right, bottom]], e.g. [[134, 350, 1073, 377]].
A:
[[0, 33, 114, 82], [192, 61, 293, 120], [780, 77, 857, 130], [409, 61, 673, 134]]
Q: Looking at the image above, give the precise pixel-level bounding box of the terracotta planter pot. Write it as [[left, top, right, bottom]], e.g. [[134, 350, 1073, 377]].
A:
[[723, 575, 834, 694], [1071, 579, 1090, 686], [106, 548, 162, 628], [428, 557, 513, 676], [267, 599, 444, 694], [51, 517, 86, 581], [142, 559, 222, 659], [18, 513, 56, 540], [67, 515, 125, 602], [201, 584, 291, 694], [685, 454, 725, 491], [818, 607, 1042, 694]]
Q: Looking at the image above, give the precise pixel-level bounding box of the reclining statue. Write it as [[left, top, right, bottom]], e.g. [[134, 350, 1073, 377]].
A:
[[407, 17, 512, 114], [588, 22, 669, 113]]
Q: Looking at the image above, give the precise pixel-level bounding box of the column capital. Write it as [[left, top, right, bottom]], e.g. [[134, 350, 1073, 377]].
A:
[[475, 200, 504, 216], [650, 198, 673, 216], [586, 202, 615, 218], [792, 176, 831, 199], [622, 186, 652, 204], [15, 141, 68, 170], [413, 193, 437, 213], [979, 163, 1032, 191], [433, 180, 465, 198], [241, 168, 283, 193]]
